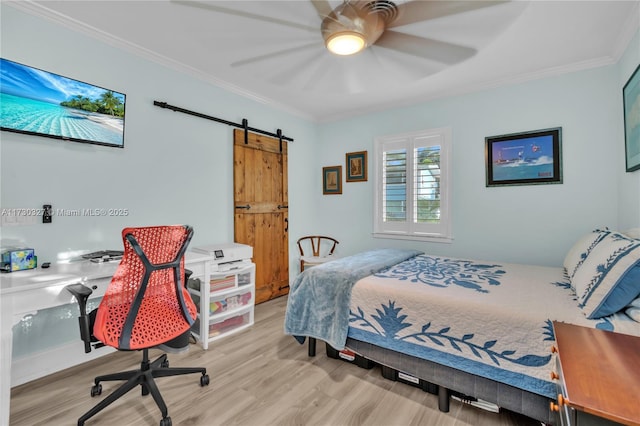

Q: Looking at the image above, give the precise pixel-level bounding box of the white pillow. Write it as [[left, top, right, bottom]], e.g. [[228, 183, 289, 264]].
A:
[[572, 231, 640, 319], [563, 229, 610, 289]]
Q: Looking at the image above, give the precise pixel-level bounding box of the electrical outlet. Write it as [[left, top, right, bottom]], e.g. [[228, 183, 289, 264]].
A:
[[43, 204, 52, 223]]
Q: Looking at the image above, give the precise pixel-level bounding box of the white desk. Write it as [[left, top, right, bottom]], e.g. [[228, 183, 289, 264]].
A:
[[0, 252, 211, 426]]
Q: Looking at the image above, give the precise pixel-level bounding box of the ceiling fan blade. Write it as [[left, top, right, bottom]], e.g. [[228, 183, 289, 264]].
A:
[[267, 49, 327, 87], [389, 0, 509, 28], [309, 0, 333, 18], [231, 42, 321, 68], [367, 43, 446, 81], [172, 0, 318, 32], [374, 31, 476, 64]]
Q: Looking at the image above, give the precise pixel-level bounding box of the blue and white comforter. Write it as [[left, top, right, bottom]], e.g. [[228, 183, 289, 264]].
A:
[[347, 255, 640, 399], [284, 249, 422, 349]]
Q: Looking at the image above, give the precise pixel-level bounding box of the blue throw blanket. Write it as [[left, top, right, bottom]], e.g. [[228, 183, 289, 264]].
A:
[[284, 248, 422, 349]]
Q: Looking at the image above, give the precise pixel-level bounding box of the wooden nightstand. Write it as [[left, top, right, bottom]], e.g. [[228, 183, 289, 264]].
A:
[[551, 321, 640, 426]]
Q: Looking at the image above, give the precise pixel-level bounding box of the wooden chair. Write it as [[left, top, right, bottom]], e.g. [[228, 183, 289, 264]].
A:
[[296, 235, 339, 272]]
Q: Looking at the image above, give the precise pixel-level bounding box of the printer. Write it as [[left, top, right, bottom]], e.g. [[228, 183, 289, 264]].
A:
[[191, 243, 253, 272]]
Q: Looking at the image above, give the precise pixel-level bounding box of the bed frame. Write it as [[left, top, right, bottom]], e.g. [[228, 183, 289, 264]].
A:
[[306, 337, 555, 425]]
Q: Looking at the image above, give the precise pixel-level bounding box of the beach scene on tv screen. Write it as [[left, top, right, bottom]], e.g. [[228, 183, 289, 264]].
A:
[[0, 58, 125, 147]]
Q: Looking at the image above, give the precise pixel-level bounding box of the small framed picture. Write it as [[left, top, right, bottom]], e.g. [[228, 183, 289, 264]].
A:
[[323, 166, 342, 195], [623, 64, 640, 172], [346, 151, 368, 182], [485, 127, 562, 187]]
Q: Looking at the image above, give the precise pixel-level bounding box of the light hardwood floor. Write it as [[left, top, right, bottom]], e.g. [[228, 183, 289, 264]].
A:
[[10, 296, 540, 426]]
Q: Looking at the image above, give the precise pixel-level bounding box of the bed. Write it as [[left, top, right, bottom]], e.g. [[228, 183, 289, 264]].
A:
[[284, 229, 640, 425]]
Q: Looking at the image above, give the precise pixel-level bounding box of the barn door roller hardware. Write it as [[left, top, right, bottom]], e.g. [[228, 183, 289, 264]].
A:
[[153, 101, 294, 144]]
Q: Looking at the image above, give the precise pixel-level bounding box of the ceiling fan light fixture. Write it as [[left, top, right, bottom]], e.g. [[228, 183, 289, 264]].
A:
[[326, 31, 366, 56]]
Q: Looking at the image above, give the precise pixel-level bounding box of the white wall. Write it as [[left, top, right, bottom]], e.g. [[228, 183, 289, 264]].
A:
[[1, 5, 638, 273], [316, 64, 632, 267], [0, 5, 319, 279]]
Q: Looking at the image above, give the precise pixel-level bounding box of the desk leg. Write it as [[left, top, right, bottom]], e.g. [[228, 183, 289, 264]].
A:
[[1, 295, 13, 426]]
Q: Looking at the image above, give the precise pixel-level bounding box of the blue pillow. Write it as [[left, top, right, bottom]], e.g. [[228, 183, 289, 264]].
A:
[[573, 232, 640, 319], [588, 263, 640, 318]]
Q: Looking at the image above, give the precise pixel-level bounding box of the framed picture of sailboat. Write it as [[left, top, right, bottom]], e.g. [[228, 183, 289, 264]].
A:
[[322, 165, 342, 195], [485, 127, 562, 187]]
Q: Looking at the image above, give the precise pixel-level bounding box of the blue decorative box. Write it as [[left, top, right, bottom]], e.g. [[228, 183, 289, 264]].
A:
[[1, 248, 37, 272]]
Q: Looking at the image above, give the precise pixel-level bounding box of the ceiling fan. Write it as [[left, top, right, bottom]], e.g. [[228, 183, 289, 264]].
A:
[[174, 0, 519, 93], [317, 0, 507, 58]]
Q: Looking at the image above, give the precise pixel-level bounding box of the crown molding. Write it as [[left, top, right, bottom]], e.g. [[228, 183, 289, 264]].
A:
[[316, 55, 617, 123], [611, 1, 640, 61], [4, 1, 314, 122], [5, 0, 637, 125]]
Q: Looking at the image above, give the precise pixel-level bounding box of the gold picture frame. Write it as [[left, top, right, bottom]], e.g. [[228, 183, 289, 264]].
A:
[[322, 166, 342, 195], [346, 151, 367, 182]]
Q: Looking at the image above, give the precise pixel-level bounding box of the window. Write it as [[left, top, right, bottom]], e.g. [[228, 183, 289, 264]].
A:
[[373, 127, 452, 242]]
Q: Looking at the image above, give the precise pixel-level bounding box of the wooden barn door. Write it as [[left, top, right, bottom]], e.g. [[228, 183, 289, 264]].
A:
[[233, 129, 289, 304]]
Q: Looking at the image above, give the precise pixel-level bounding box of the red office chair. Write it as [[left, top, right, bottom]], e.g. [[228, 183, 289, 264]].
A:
[[66, 225, 209, 426]]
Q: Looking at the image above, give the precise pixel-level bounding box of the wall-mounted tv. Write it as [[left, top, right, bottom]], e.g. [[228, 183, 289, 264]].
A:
[[1, 58, 126, 148]]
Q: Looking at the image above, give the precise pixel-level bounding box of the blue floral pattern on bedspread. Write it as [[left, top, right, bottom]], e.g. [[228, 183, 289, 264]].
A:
[[374, 255, 506, 293], [350, 302, 551, 368], [344, 254, 638, 400]]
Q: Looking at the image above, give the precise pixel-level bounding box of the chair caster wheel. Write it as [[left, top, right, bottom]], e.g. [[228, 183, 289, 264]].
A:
[[161, 359, 169, 368], [160, 416, 172, 426], [200, 374, 210, 386], [90, 383, 102, 397]]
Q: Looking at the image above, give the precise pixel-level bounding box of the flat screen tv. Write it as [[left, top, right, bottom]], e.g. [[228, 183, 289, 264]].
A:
[[1, 58, 126, 148]]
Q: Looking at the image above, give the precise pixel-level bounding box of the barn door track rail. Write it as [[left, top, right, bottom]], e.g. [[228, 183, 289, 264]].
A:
[[153, 101, 294, 145]]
